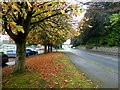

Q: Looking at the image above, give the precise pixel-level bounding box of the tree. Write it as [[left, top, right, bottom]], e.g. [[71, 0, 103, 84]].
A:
[[2, 1, 80, 72], [104, 12, 120, 46], [72, 2, 120, 47], [27, 15, 78, 53]]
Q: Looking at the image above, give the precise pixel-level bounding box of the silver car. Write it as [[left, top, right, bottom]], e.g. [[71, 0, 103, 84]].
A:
[[6, 50, 16, 58]]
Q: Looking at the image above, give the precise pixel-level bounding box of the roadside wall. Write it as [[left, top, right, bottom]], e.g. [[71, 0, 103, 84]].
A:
[[77, 46, 119, 54]]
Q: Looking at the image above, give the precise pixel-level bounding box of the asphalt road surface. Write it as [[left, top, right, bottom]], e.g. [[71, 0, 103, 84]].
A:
[[61, 46, 119, 88], [65, 48, 119, 73]]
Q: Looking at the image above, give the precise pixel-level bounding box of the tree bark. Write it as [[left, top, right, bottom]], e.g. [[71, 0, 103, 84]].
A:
[[50, 44, 53, 52], [15, 39, 26, 73], [60, 44, 62, 48], [48, 44, 50, 53], [44, 44, 47, 54]]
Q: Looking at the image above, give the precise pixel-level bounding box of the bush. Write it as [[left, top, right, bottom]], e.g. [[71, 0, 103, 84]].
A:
[[86, 45, 94, 49]]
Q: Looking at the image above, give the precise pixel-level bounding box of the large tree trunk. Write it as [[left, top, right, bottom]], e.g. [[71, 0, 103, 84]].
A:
[[15, 39, 26, 72]]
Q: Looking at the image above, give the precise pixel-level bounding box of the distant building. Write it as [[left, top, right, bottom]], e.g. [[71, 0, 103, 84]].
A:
[[63, 39, 71, 45], [62, 39, 72, 48]]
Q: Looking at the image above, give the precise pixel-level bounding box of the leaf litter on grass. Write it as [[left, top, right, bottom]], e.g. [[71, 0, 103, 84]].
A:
[[2, 52, 98, 88]]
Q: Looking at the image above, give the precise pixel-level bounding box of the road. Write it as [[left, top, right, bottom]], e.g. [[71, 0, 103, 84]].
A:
[[60, 46, 119, 88], [3, 47, 119, 88], [65, 47, 119, 73]]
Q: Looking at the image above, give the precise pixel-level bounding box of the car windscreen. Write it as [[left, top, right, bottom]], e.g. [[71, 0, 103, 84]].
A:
[[26, 49, 32, 51]]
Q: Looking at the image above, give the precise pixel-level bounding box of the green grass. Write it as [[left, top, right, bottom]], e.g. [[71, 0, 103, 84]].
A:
[[52, 55, 98, 88], [2, 53, 98, 88], [59, 48, 64, 50], [68, 52, 119, 74], [3, 72, 50, 88]]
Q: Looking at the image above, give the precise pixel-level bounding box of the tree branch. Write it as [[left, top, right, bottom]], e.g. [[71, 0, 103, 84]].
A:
[[12, 13, 18, 22], [3, 20, 16, 41], [32, 9, 60, 18], [31, 12, 62, 25], [23, 10, 33, 35]]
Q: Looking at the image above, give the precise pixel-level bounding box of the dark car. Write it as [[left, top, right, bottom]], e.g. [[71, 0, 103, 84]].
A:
[[32, 50, 38, 55], [26, 49, 34, 56], [26, 49, 38, 56], [0, 52, 8, 66]]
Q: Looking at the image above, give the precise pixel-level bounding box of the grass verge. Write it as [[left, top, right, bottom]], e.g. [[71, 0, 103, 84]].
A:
[[2, 52, 98, 88], [67, 52, 118, 74]]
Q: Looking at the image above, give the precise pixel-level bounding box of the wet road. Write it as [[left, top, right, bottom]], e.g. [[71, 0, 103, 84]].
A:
[[64, 48, 119, 73], [60, 46, 119, 88]]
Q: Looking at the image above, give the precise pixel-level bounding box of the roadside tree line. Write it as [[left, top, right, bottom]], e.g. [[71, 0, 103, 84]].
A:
[[72, 2, 120, 47], [2, 1, 81, 72]]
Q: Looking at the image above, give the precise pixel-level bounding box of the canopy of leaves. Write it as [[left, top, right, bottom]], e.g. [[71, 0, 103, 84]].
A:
[[27, 15, 79, 46], [2, 1, 83, 72], [103, 12, 120, 46], [72, 2, 120, 47], [2, 1, 81, 45]]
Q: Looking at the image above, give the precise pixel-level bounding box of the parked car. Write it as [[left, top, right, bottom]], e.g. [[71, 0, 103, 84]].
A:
[[26, 49, 38, 56], [26, 49, 33, 56], [0, 52, 8, 66], [38, 47, 44, 50], [32, 50, 38, 55], [6, 50, 16, 58], [26, 48, 38, 54]]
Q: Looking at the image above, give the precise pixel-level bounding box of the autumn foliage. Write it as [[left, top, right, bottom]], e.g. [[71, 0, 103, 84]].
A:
[[2, 52, 98, 88], [26, 52, 65, 78]]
